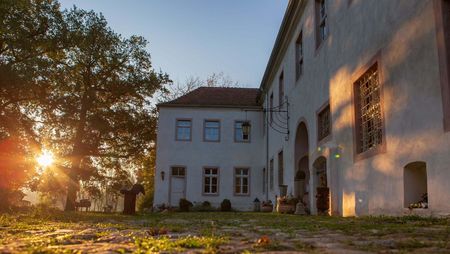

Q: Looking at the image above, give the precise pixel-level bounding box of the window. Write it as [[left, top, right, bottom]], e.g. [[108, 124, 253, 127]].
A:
[[269, 159, 274, 190], [354, 64, 383, 154], [436, 0, 450, 131], [296, 31, 304, 80], [235, 121, 250, 142], [176, 120, 191, 141], [269, 93, 274, 123], [315, 0, 328, 48], [278, 151, 284, 186], [203, 167, 219, 195], [204, 120, 220, 142], [318, 104, 331, 141], [234, 168, 250, 195], [171, 167, 185, 177], [279, 72, 284, 107]]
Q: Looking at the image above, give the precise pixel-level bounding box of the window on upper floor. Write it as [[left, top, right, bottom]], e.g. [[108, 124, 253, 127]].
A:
[[278, 151, 284, 186], [354, 63, 383, 154], [175, 119, 191, 141], [203, 167, 219, 195], [318, 104, 331, 141], [235, 121, 250, 142], [315, 0, 328, 49], [234, 168, 250, 195], [279, 72, 284, 107], [296, 31, 304, 80], [203, 120, 220, 142]]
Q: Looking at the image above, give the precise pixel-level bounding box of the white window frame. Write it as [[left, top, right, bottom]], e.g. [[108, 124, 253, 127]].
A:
[[234, 168, 250, 196], [175, 119, 192, 141], [203, 167, 219, 195]]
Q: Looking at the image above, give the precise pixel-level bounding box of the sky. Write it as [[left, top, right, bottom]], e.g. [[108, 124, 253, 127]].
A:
[[57, 0, 289, 88]]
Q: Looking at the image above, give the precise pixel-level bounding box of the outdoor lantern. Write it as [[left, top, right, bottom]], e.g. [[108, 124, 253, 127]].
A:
[[253, 198, 261, 212], [160, 171, 165, 181], [242, 121, 251, 136]]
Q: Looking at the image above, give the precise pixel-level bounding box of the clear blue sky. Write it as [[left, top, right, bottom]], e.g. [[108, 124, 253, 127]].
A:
[[58, 0, 288, 88]]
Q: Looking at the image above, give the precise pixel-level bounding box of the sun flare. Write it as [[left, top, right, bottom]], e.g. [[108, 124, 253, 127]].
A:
[[37, 150, 54, 168]]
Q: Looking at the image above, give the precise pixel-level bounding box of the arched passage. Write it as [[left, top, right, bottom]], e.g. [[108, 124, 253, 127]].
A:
[[313, 156, 329, 214], [294, 122, 310, 213]]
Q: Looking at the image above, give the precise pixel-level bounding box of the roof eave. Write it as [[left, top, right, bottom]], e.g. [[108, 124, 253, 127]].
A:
[[258, 0, 304, 100]]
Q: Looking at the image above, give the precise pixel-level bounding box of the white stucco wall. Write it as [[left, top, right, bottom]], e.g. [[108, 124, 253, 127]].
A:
[[154, 0, 450, 216], [262, 0, 450, 216], [154, 107, 265, 211]]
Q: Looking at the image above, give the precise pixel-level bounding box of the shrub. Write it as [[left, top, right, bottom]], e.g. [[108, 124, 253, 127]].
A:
[[220, 199, 231, 212], [191, 201, 216, 212], [179, 198, 193, 212]]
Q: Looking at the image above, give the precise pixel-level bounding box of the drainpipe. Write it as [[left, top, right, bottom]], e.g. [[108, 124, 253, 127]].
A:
[[265, 92, 269, 201]]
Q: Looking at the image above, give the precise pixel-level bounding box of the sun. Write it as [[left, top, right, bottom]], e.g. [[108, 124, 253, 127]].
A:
[[37, 150, 54, 168]]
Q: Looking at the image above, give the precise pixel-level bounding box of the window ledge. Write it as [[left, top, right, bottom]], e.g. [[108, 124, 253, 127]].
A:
[[353, 143, 386, 162]]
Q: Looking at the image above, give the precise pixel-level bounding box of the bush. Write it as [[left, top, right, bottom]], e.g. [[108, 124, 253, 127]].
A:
[[191, 201, 216, 212], [179, 198, 193, 212], [220, 199, 231, 212]]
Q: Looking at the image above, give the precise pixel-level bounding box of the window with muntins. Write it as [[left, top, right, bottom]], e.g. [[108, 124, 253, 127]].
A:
[[235, 121, 250, 142], [171, 167, 186, 176], [234, 168, 250, 195], [278, 151, 284, 186], [203, 168, 219, 195], [204, 120, 220, 142], [279, 72, 284, 107], [318, 104, 331, 141], [176, 120, 191, 141], [296, 31, 304, 80], [355, 64, 383, 153], [316, 0, 328, 48]]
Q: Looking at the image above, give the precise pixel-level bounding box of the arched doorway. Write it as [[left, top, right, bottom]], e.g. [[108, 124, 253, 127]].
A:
[[313, 156, 329, 215], [294, 122, 310, 213]]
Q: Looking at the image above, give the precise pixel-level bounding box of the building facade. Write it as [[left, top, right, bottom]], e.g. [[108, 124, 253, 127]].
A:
[[154, 0, 450, 216]]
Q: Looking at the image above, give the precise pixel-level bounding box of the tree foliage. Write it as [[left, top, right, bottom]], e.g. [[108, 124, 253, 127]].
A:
[[39, 7, 170, 210]]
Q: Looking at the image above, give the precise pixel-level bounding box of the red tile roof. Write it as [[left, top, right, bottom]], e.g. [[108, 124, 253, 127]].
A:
[[158, 87, 261, 108]]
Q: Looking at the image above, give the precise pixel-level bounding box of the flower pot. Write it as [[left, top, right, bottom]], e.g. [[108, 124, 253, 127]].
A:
[[261, 205, 273, 212], [277, 204, 295, 214]]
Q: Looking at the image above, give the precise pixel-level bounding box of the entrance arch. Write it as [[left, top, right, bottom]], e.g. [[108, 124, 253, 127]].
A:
[[294, 121, 310, 213]]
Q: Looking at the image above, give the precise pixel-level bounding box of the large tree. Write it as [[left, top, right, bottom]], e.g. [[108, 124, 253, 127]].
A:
[[40, 7, 170, 211], [0, 0, 66, 208]]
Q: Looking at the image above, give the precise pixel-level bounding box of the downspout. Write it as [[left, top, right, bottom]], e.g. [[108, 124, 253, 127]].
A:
[[265, 92, 269, 201]]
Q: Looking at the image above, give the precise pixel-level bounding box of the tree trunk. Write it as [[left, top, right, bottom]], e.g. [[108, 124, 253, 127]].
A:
[[64, 89, 90, 212], [64, 165, 80, 211]]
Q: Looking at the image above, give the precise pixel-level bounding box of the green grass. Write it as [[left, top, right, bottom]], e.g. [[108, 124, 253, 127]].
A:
[[0, 210, 448, 253]]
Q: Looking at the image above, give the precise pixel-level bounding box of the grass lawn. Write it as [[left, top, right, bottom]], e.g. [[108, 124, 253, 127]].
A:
[[0, 210, 448, 253]]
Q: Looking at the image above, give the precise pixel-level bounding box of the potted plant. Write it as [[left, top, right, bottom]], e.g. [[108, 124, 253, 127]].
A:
[[261, 200, 273, 212], [277, 196, 298, 214]]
